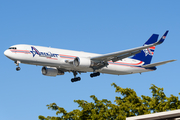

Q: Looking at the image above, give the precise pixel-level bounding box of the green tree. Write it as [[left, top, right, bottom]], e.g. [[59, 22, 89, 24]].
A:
[[39, 83, 180, 120]]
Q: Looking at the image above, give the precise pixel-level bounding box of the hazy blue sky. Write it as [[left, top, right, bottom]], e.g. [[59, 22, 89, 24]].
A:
[[1, 1, 180, 119]]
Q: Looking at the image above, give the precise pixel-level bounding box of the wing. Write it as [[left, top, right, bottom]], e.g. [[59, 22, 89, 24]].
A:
[[91, 31, 168, 62]]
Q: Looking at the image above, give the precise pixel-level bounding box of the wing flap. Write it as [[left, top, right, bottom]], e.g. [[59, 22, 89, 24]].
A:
[[141, 60, 176, 68]]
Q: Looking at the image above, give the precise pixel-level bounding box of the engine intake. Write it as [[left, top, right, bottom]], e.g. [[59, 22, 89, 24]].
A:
[[42, 66, 64, 77], [73, 57, 92, 68]]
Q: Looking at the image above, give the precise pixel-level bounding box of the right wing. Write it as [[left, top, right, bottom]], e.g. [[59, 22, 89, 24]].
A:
[[91, 31, 168, 62]]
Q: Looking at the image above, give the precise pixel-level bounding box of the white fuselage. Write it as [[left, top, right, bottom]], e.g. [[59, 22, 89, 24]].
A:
[[4, 44, 152, 76]]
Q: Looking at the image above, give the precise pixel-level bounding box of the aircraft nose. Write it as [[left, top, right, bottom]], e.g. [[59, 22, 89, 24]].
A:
[[4, 50, 10, 57]]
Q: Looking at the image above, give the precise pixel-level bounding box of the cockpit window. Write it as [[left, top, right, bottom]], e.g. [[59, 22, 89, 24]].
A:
[[8, 47, 17, 49]]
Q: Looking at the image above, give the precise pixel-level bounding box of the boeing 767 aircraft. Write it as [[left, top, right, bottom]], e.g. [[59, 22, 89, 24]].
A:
[[4, 31, 175, 82]]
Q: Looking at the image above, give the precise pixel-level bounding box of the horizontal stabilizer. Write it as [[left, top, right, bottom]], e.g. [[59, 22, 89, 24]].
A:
[[141, 59, 176, 68]]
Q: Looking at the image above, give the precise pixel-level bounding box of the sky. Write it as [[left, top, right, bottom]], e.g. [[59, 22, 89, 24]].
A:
[[1, 0, 180, 119]]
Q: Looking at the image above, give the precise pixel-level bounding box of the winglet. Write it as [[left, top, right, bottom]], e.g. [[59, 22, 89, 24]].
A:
[[156, 30, 169, 45]]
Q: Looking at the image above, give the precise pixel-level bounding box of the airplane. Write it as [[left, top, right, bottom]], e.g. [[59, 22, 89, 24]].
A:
[[4, 31, 176, 82]]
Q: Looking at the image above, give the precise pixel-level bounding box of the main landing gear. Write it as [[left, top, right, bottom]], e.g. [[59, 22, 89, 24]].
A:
[[71, 71, 100, 82], [71, 77, 81, 82], [90, 72, 100, 78], [71, 71, 81, 83], [15, 61, 21, 71]]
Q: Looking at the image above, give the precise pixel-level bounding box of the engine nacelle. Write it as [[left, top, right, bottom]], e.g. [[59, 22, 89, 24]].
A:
[[41, 66, 64, 77], [73, 57, 92, 68]]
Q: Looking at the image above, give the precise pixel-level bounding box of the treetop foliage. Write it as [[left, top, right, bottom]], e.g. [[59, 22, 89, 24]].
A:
[[39, 83, 180, 120]]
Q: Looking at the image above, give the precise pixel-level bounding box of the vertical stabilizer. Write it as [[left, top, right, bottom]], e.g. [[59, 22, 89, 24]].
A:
[[131, 31, 169, 65], [131, 34, 159, 65]]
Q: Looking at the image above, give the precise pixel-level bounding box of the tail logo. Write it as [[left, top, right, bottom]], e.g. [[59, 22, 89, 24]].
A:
[[162, 36, 166, 39], [143, 45, 155, 56]]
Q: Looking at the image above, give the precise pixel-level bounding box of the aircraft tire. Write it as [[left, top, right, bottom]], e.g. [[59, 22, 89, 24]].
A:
[[71, 77, 81, 82], [96, 72, 100, 76], [16, 67, 21, 71], [90, 73, 94, 78], [90, 72, 100, 78]]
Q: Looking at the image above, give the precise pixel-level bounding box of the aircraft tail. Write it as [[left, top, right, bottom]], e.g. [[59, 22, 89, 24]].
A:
[[131, 31, 169, 65]]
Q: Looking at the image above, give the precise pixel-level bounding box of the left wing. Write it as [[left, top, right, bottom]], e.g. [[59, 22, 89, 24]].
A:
[[91, 31, 168, 62]]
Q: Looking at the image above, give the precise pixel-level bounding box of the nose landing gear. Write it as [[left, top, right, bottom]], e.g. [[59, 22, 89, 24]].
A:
[[15, 61, 21, 71], [16, 67, 21, 71]]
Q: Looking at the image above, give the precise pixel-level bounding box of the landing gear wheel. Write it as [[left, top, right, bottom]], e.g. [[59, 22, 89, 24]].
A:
[[97, 72, 100, 76], [71, 71, 81, 82], [71, 77, 81, 82], [77, 77, 81, 81], [16, 67, 21, 71], [90, 74, 94, 78], [90, 72, 100, 78]]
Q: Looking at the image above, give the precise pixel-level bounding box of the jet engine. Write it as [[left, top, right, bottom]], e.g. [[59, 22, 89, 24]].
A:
[[41, 66, 64, 77], [73, 57, 93, 68]]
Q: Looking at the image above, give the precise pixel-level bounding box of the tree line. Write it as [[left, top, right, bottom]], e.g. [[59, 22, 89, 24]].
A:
[[39, 83, 180, 120]]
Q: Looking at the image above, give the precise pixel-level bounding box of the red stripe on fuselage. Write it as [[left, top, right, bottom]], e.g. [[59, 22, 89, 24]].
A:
[[59, 54, 76, 58], [109, 61, 143, 66], [108, 62, 145, 69], [10, 50, 30, 52], [10, 50, 31, 54], [46, 57, 58, 60], [60, 57, 74, 60], [13, 52, 31, 54]]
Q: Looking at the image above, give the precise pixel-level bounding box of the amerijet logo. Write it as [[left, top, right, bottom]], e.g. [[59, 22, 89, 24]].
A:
[[30, 47, 40, 57], [30, 47, 59, 58], [143, 45, 155, 56]]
